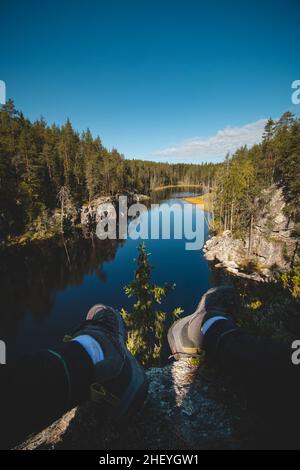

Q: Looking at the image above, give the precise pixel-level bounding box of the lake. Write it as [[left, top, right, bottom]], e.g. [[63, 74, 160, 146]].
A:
[[0, 188, 215, 362]]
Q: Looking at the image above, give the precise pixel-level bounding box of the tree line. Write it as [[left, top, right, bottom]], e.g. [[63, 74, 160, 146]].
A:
[[212, 111, 300, 241], [1, 100, 298, 247], [0, 100, 217, 242]]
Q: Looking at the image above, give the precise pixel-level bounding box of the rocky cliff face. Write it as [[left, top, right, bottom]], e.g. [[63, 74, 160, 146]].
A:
[[80, 193, 150, 228], [17, 359, 254, 450], [203, 187, 298, 281]]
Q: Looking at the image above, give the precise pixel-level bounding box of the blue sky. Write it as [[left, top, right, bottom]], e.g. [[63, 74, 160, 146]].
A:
[[1, 0, 299, 163]]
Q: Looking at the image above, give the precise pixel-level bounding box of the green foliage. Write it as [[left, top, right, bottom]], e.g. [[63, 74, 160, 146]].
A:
[[281, 267, 300, 299], [234, 271, 300, 342], [240, 257, 263, 275], [1, 101, 299, 249], [212, 112, 300, 252], [213, 150, 257, 236], [248, 299, 263, 310], [0, 100, 218, 243], [121, 243, 183, 367]]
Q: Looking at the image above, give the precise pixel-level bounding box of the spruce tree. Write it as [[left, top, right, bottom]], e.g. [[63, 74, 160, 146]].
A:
[[121, 243, 183, 367]]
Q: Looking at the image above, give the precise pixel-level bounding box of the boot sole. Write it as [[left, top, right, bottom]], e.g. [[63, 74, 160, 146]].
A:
[[113, 313, 149, 423], [118, 350, 149, 423]]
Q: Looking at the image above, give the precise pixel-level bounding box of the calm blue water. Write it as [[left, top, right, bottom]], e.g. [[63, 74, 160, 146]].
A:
[[0, 189, 214, 361]]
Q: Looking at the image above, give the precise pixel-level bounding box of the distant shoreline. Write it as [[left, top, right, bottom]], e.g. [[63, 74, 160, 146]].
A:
[[183, 193, 213, 212], [152, 184, 202, 191]]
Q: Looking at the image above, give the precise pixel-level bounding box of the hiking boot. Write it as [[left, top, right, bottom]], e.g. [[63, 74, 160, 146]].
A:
[[71, 304, 148, 421], [168, 286, 240, 359]]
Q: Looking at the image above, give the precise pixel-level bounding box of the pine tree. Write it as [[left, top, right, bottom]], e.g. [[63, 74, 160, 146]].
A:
[[121, 243, 183, 367]]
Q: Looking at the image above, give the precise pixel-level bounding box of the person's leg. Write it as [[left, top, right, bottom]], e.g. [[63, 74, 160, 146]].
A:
[[203, 318, 299, 433], [168, 287, 300, 442], [0, 304, 148, 449], [0, 340, 93, 449]]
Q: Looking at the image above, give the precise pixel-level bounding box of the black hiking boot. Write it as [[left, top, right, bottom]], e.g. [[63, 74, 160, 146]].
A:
[[71, 304, 148, 421], [168, 286, 240, 360]]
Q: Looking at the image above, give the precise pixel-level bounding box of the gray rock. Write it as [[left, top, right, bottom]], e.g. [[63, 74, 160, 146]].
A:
[[80, 193, 149, 227], [204, 187, 298, 281], [17, 360, 253, 450]]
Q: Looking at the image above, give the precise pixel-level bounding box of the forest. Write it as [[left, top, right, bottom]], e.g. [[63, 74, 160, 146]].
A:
[[0, 100, 299, 248], [212, 111, 300, 239], [0, 100, 217, 242]]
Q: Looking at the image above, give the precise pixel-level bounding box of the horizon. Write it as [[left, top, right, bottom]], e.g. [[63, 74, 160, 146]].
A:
[[1, 97, 273, 167], [1, 0, 300, 164]]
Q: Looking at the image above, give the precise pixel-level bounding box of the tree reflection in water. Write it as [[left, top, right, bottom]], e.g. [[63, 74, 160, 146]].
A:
[[0, 232, 124, 337]]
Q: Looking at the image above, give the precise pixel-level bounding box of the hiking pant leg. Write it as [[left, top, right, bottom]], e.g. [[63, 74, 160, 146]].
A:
[[203, 320, 300, 435], [0, 341, 93, 448]]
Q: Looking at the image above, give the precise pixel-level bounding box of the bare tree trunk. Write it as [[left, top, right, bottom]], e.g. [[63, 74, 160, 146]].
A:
[[62, 236, 71, 266], [61, 198, 64, 233], [230, 201, 234, 232], [248, 213, 253, 256]]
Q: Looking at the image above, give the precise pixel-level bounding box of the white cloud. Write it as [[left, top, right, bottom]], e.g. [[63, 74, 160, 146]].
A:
[[152, 118, 267, 161]]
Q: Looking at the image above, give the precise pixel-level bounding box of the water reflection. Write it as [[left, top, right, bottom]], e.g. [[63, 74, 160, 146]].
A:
[[0, 234, 123, 337], [150, 188, 201, 203], [0, 188, 213, 361]]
